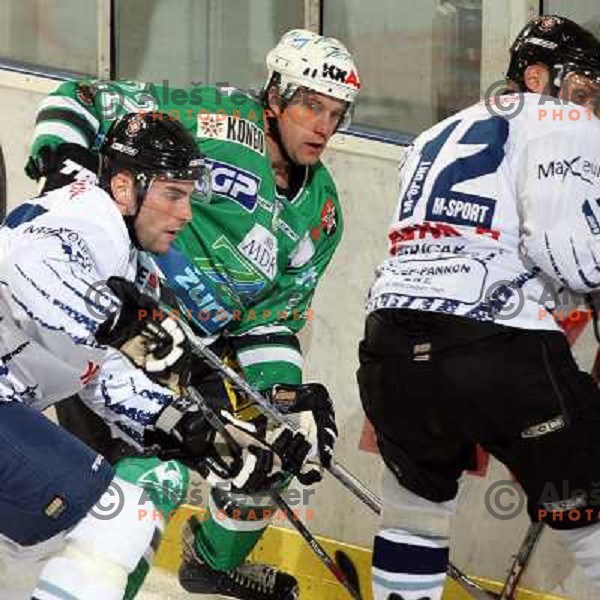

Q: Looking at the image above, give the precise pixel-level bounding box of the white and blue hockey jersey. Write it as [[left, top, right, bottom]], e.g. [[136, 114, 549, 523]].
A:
[[0, 181, 174, 447], [368, 93, 600, 331]]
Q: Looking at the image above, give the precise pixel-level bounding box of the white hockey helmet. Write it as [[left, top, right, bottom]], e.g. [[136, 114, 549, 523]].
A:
[[265, 29, 361, 104]]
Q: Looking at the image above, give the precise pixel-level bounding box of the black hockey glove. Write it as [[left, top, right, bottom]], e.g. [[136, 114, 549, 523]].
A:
[[26, 143, 98, 193], [95, 276, 192, 393], [148, 397, 215, 466], [197, 408, 295, 494], [270, 425, 322, 486], [269, 383, 338, 470]]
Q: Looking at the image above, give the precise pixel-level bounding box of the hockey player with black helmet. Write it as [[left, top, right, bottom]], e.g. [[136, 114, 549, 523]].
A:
[[24, 28, 360, 600], [96, 112, 210, 252], [0, 113, 307, 599], [358, 16, 600, 600], [506, 14, 600, 110]]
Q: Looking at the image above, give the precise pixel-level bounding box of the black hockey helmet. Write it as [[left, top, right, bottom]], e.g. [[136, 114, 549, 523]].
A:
[[99, 113, 210, 247], [506, 15, 600, 93], [99, 112, 208, 189]]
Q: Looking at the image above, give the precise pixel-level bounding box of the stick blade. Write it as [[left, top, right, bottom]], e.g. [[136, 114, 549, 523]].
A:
[[335, 550, 362, 599]]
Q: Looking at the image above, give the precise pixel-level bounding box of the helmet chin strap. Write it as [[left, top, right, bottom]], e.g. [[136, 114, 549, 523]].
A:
[[124, 173, 153, 251], [123, 213, 142, 251], [549, 64, 565, 97], [267, 112, 295, 168], [266, 112, 311, 199]]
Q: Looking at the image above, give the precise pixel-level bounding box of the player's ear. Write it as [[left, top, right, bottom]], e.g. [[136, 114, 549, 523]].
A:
[[111, 171, 136, 215], [523, 64, 550, 94]]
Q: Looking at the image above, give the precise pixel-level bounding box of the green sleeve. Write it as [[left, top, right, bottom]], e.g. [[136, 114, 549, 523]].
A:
[[29, 80, 102, 163], [28, 79, 162, 174]]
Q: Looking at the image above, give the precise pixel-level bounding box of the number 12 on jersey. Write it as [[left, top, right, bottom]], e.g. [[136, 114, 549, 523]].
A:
[[400, 116, 509, 230]]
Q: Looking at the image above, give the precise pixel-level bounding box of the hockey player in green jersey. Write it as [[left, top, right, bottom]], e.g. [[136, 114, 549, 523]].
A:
[[26, 29, 360, 599]]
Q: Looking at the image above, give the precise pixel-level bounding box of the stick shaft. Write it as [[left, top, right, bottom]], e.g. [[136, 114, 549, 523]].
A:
[[499, 522, 544, 599], [448, 564, 498, 599], [270, 492, 362, 600]]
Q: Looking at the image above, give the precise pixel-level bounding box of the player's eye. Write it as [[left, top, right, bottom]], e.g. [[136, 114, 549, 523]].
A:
[[302, 97, 323, 116], [164, 189, 184, 201]]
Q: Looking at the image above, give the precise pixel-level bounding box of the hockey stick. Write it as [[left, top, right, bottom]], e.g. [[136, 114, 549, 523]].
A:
[[447, 564, 497, 599], [273, 498, 492, 600], [452, 521, 544, 600], [335, 551, 362, 599], [175, 318, 497, 598], [270, 492, 363, 600], [175, 315, 382, 513], [499, 521, 544, 599], [184, 384, 363, 600]]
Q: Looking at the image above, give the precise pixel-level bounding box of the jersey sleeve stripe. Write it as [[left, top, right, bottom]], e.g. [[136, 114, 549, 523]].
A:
[[36, 108, 97, 147], [38, 95, 100, 131], [234, 324, 294, 336], [232, 332, 300, 353], [32, 122, 90, 149], [236, 345, 303, 370]]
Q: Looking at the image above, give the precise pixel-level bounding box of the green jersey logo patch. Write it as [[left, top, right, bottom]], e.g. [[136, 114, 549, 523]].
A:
[[197, 114, 265, 156], [238, 224, 278, 280]]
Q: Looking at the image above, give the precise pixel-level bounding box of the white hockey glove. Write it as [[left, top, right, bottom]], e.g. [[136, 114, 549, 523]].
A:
[[268, 383, 338, 481], [95, 276, 192, 393]]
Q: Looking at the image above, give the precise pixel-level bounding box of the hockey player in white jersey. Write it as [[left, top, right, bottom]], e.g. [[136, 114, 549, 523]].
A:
[[0, 113, 306, 600], [358, 15, 600, 600]]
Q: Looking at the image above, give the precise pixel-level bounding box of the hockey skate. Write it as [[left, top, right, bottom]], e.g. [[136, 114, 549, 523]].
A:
[[179, 517, 299, 600]]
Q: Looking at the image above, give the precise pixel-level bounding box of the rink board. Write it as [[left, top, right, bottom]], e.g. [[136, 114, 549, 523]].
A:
[[153, 504, 568, 600]]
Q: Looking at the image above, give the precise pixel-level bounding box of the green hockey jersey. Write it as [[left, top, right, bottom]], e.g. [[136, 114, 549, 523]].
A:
[[28, 80, 343, 390]]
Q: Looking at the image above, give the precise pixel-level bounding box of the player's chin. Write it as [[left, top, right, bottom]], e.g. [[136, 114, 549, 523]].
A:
[[148, 238, 171, 255], [296, 151, 322, 166]]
